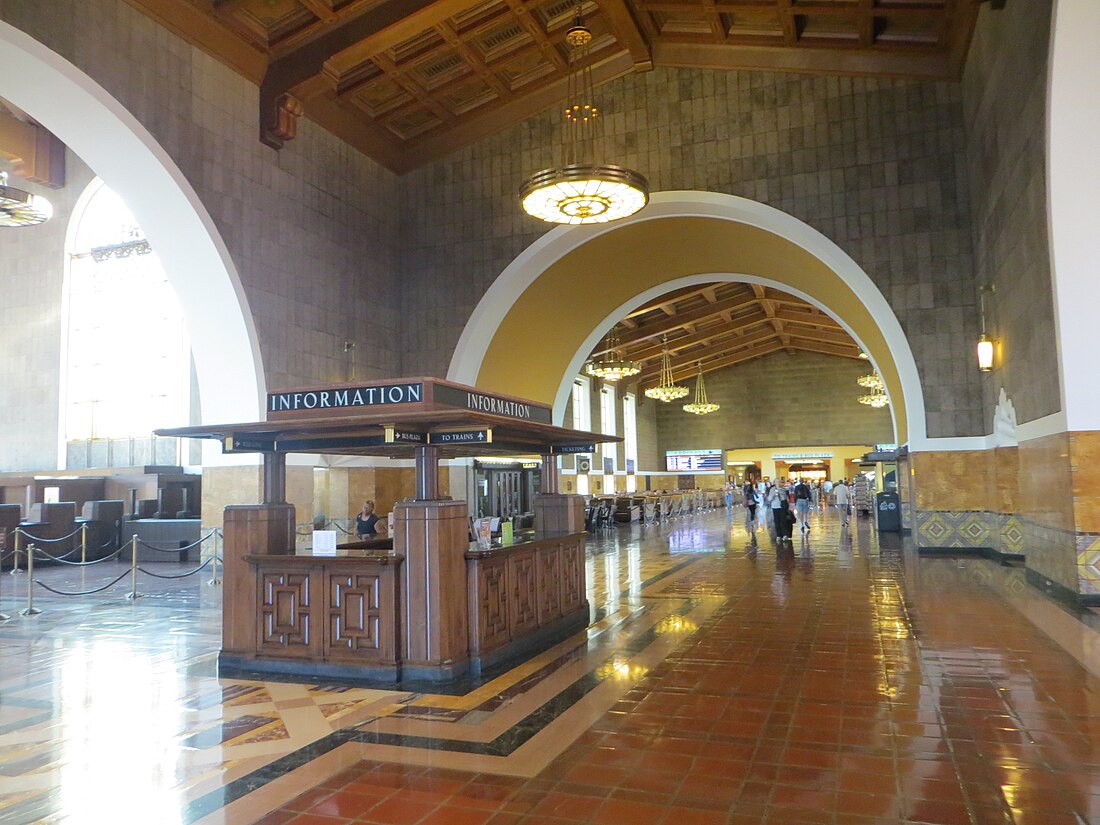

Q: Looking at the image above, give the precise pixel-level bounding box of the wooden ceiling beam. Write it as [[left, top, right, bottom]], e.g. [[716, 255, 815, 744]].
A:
[[622, 313, 771, 361], [651, 40, 953, 80], [625, 283, 725, 318], [396, 48, 634, 171], [637, 342, 786, 389], [259, 0, 487, 148], [635, 1, 947, 18], [634, 331, 781, 382], [595, 293, 761, 353], [786, 338, 866, 359], [598, 0, 653, 69]]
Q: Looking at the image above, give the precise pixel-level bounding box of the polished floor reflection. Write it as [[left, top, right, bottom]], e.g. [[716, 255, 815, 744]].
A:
[[5, 506, 1100, 823]]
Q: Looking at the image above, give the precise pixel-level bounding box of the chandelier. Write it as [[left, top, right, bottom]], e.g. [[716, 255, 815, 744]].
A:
[[644, 337, 689, 402], [585, 325, 640, 381], [519, 8, 648, 225], [0, 171, 52, 227], [858, 389, 890, 408], [856, 372, 884, 391], [683, 363, 720, 415]]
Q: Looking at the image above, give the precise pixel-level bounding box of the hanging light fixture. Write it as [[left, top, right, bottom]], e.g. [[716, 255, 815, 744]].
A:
[[644, 336, 689, 402], [0, 171, 52, 227], [858, 389, 890, 408], [858, 350, 870, 360], [856, 372, 885, 391], [977, 284, 995, 372], [585, 325, 640, 381], [519, 7, 648, 225], [683, 363, 720, 415]]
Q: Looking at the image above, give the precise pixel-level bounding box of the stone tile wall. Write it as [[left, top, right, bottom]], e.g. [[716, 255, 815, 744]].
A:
[[0, 0, 402, 471], [401, 66, 981, 438], [961, 0, 1058, 425], [0, 151, 95, 471], [653, 351, 893, 454]]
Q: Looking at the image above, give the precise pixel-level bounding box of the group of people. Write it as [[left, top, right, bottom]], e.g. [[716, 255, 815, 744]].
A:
[[740, 478, 851, 541]]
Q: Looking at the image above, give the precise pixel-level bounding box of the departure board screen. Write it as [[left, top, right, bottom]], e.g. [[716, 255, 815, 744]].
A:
[[665, 450, 723, 471]]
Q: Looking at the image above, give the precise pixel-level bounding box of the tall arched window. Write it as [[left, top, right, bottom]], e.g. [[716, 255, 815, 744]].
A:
[[62, 179, 189, 461]]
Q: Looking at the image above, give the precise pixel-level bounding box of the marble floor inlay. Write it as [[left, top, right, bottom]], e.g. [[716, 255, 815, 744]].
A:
[[6, 506, 1100, 823]]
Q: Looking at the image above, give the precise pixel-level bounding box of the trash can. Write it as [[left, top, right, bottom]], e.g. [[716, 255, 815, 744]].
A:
[[875, 491, 901, 532]]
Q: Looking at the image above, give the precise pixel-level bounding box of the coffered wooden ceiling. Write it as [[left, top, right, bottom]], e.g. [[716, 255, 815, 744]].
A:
[[126, 0, 986, 171], [588, 281, 866, 391]]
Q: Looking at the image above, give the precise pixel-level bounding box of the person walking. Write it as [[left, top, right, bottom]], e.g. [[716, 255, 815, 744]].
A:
[[794, 478, 812, 533], [743, 482, 758, 537], [833, 479, 851, 528]]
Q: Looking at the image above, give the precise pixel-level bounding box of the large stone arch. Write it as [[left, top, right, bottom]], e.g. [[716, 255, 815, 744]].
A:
[[449, 191, 931, 450], [0, 20, 264, 427]]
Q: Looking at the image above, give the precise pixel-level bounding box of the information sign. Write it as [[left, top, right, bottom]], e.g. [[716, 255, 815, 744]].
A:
[[312, 530, 338, 556], [385, 427, 427, 444], [552, 443, 597, 455], [666, 451, 723, 471], [431, 429, 492, 445]]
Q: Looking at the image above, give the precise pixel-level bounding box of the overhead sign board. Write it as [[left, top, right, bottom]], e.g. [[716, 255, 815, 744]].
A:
[[772, 452, 834, 461], [551, 443, 596, 455], [385, 427, 427, 444], [430, 429, 492, 445], [269, 383, 423, 413], [433, 384, 552, 424]]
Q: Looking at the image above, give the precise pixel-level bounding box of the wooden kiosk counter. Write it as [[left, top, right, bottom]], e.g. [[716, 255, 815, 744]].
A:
[[158, 378, 615, 682]]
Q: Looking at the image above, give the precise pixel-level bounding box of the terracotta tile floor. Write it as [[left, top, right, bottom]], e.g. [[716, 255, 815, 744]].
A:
[[6, 506, 1100, 824], [261, 511, 1100, 825]]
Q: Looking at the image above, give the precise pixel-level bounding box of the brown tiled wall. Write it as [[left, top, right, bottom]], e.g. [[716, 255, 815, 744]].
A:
[[401, 67, 981, 438], [653, 351, 893, 453], [962, 0, 1058, 425], [0, 0, 402, 471]]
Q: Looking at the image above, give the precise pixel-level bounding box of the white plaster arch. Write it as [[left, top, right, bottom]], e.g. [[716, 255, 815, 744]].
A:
[[0, 20, 264, 429], [449, 190, 930, 450]]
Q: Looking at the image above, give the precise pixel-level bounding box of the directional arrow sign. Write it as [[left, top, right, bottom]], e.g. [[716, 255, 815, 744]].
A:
[[385, 427, 427, 444], [551, 443, 596, 455], [224, 435, 276, 453], [430, 429, 492, 445]]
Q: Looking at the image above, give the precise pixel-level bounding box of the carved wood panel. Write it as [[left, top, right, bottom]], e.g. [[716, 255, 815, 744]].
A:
[[508, 551, 538, 635], [326, 572, 381, 658], [537, 544, 562, 625], [477, 562, 510, 651], [560, 540, 584, 614], [259, 570, 312, 653]]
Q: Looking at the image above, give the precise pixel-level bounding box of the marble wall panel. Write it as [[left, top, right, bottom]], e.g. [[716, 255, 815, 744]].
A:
[[911, 450, 993, 512], [1019, 432, 1073, 532], [1070, 431, 1100, 533]]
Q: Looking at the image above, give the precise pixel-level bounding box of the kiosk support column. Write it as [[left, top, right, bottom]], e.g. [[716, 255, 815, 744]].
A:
[[262, 452, 286, 504], [415, 445, 441, 501], [540, 454, 560, 494]]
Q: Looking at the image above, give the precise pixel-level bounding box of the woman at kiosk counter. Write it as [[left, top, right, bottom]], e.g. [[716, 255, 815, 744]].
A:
[[355, 501, 385, 538]]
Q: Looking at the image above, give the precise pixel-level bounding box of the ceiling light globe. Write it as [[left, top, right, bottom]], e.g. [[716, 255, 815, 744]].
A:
[[0, 184, 53, 227], [520, 164, 649, 225]]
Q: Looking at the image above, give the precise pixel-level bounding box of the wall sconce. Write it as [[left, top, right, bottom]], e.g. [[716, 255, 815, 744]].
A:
[[977, 284, 995, 372]]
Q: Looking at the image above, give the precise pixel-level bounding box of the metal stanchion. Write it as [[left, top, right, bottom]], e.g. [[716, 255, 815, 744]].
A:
[[10, 529, 22, 575], [81, 524, 87, 564], [207, 540, 221, 587], [0, 551, 10, 621], [20, 543, 40, 616], [126, 534, 142, 600]]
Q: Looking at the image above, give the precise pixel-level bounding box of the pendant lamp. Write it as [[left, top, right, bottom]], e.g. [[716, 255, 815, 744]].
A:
[[519, 7, 648, 225], [0, 171, 52, 227], [585, 325, 640, 381], [644, 337, 688, 402], [683, 363, 720, 415]]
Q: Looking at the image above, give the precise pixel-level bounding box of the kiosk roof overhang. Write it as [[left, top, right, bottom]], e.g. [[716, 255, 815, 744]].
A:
[[156, 377, 620, 459]]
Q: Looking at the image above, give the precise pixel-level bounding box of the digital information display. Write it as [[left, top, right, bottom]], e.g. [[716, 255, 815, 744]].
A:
[[666, 450, 723, 471]]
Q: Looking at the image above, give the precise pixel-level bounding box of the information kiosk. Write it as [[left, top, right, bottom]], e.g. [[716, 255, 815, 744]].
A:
[[157, 378, 617, 683]]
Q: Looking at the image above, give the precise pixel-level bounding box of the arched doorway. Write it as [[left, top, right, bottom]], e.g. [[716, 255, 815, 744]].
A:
[[0, 20, 263, 428], [449, 191, 927, 450]]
